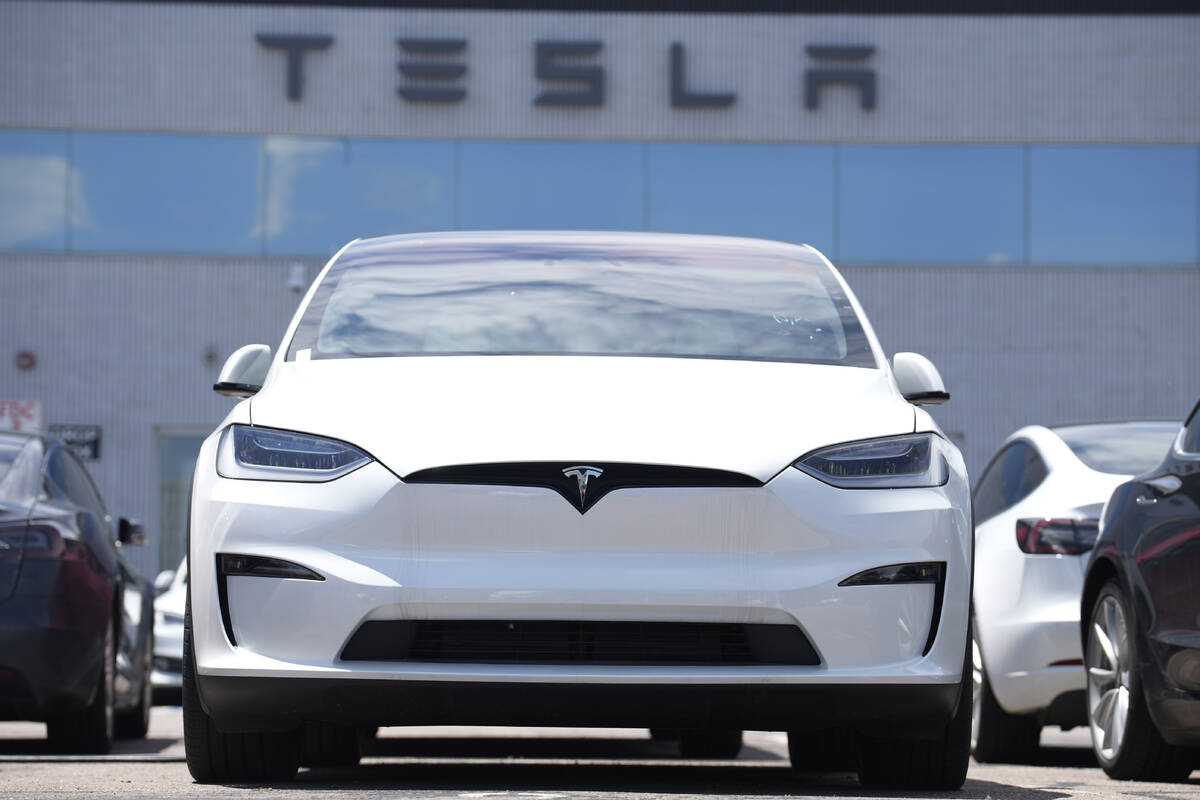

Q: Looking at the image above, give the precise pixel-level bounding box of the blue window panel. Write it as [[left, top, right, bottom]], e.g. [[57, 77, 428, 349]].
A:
[[0, 130, 69, 251], [458, 141, 644, 231], [1031, 146, 1198, 265], [839, 145, 1025, 264], [265, 137, 456, 257], [647, 143, 834, 253], [71, 133, 260, 255]]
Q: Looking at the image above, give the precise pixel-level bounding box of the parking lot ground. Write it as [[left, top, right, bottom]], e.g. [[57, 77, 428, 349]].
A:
[[0, 710, 1197, 799]]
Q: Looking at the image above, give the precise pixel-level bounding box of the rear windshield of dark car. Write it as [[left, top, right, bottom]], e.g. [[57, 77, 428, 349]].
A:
[[288, 237, 876, 367], [1055, 422, 1179, 475]]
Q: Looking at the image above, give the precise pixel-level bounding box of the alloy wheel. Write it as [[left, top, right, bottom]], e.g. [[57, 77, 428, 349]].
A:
[[1087, 593, 1132, 762]]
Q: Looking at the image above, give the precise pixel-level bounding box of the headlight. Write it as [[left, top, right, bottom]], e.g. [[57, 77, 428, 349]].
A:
[[793, 433, 949, 489], [216, 425, 371, 482]]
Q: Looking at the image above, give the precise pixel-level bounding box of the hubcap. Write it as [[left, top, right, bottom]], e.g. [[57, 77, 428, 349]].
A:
[[1087, 594, 1131, 762]]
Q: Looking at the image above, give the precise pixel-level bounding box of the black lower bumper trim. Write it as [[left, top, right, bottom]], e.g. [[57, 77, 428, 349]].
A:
[[198, 675, 961, 736]]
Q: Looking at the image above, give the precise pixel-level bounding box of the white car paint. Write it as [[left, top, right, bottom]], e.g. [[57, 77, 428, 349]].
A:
[[152, 560, 186, 692], [973, 425, 1157, 717], [189, 232, 972, 734]]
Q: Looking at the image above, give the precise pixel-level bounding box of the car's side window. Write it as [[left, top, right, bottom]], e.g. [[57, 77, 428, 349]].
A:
[[976, 441, 1048, 523], [973, 446, 1010, 522], [1014, 443, 1049, 502], [1181, 409, 1200, 455], [47, 448, 107, 520]]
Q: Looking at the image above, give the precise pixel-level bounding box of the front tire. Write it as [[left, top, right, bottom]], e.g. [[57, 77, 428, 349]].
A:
[[1086, 580, 1194, 782], [183, 599, 299, 783], [47, 617, 115, 754], [857, 636, 972, 790], [971, 635, 1040, 763], [116, 630, 153, 739]]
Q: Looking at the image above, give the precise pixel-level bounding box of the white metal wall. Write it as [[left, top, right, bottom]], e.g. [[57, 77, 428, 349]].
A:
[[1, 3, 1197, 143]]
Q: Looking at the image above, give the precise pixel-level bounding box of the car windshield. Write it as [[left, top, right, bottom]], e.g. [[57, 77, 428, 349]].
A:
[[1055, 422, 1179, 475], [288, 236, 875, 367]]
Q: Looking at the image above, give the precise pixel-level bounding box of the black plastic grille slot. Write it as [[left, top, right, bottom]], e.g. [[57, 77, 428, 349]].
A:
[[340, 620, 820, 666]]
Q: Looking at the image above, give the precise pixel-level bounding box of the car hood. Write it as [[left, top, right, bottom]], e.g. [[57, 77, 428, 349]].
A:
[[249, 356, 914, 482]]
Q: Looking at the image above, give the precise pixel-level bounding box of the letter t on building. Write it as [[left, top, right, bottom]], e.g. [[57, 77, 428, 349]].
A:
[[256, 34, 334, 101]]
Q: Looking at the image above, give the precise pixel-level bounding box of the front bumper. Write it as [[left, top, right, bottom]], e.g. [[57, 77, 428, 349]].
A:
[[201, 675, 962, 735], [189, 432, 973, 732]]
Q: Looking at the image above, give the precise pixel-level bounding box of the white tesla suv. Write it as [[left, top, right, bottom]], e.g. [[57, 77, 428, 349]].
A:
[[185, 231, 972, 788], [971, 421, 1179, 763]]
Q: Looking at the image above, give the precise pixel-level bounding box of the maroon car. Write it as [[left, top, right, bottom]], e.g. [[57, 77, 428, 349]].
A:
[[0, 431, 153, 753]]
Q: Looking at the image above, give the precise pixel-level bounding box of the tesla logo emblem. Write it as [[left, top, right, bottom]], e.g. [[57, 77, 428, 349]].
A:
[[562, 466, 603, 505]]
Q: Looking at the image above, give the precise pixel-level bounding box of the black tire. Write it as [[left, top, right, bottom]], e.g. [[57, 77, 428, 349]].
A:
[[47, 617, 115, 754], [678, 729, 742, 759], [116, 631, 153, 739], [299, 720, 362, 768], [788, 727, 856, 772], [1086, 580, 1195, 782], [971, 635, 1040, 763], [857, 637, 972, 790], [182, 598, 299, 783]]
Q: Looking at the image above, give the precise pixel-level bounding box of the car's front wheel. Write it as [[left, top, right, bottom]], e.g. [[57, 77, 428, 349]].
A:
[[971, 634, 1040, 763], [182, 598, 299, 783], [1086, 580, 1194, 782], [116, 630, 153, 739], [856, 636, 972, 790], [47, 617, 115, 754]]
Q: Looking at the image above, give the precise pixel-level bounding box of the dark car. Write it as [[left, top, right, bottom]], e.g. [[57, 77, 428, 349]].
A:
[[1081, 402, 1200, 781], [0, 431, 154, 753]]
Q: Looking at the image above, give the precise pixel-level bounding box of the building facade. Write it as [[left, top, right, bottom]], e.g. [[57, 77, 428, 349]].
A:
[[2, 0, 1198, 576]]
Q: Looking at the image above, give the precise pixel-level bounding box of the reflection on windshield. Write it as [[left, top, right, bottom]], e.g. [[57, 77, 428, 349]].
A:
[[290, 236, 875, 367]]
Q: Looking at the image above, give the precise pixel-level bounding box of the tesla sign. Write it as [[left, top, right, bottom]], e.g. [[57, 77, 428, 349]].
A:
[[256, 35, 878, 111]]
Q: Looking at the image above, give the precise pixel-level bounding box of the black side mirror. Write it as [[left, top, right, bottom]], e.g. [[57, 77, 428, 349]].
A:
[[118, 517, 147, 546]]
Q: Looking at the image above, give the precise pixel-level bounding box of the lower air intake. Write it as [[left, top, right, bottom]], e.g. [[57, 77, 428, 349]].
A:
[[339, 620, 820, 666]]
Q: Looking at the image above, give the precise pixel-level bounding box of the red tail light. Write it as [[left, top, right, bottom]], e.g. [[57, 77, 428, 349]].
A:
[[1015, 518, 1099, 555], [0, 523, 82, 560]]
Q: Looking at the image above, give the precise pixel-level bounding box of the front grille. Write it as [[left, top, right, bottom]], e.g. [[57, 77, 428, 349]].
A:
[[340, 620, 819, 666]]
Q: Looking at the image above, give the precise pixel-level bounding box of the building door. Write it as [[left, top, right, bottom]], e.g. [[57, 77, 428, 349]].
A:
[[157, 429, 208, 574]]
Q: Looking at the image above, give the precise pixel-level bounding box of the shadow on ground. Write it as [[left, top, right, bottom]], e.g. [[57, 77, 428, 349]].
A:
[[283, 762, 1077, 799]]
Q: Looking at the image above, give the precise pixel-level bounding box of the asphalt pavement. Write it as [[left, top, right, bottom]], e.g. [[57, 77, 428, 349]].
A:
[[0, 710, 1196, 799]]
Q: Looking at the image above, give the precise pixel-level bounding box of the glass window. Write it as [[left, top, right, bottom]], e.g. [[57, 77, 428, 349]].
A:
[[838, 145, 1025, 264], [1001, 441, 1047, 508], [1181, 408, 1200, 456], [1055, 422, 1178, 475], [1031, 146, 1198, 265], [647, 143, 834, 252], [158, 432, 206, 573], [263, 137, 456, 257], [458, 141, 644, 231], [0, 130, 70, 251], [290, 233, 875, 367], [71, 133, 261, 254], [973, 447, 1008, 522], [47, 447, 106, 519]]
